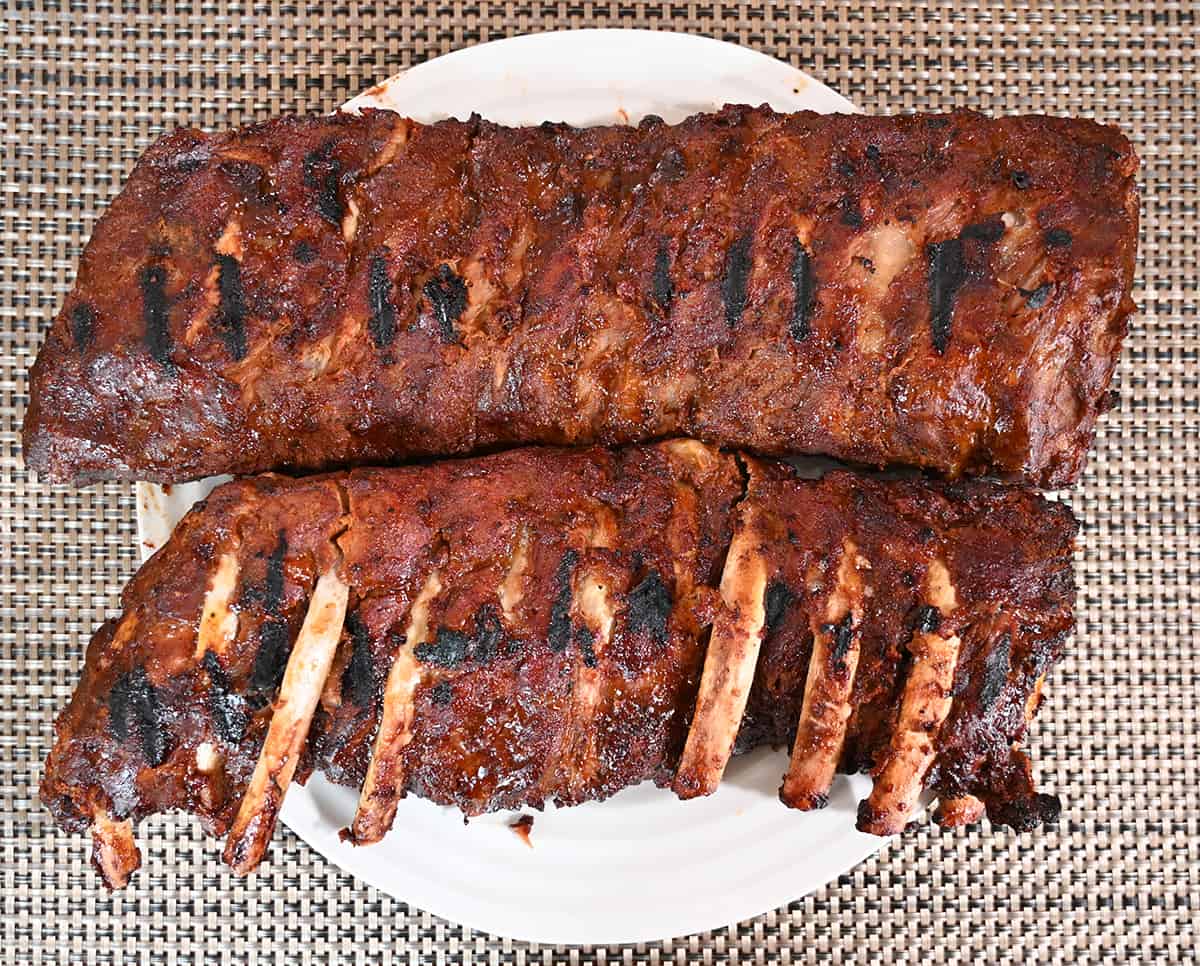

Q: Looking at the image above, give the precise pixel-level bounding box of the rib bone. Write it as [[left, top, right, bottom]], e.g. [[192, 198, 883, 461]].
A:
[[349, 569, 442, 845], [224, 566, 349, 873], [90, 808, 141, 889], [673, 517, 768, 798], [196, 552, 240, 659], [780, 538, 867, 810], [858, 559, 962, 834], [553, 565, 616, 798]]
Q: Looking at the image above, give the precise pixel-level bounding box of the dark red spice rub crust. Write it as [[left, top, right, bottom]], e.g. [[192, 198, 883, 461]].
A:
[[23, 106, 1137, 486]]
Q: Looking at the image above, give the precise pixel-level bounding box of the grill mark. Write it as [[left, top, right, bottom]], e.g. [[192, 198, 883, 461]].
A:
[[341, 612, 376, 707], [980, 632, 1012, 710], [139, 264, 172, 369], [423, 265, 468, 344], [214, 254, 247, 360], [651, 242, 673, 312], [202, 651, 248, 744], [790, 238, 815, 342], [927, 238, 965, 355], [249, 535, 290, 697], [548, 550, 579, 653], [108, 665, 169, 766], [367, 252, 397, 349], [961, 217, 1005, 244], [626, 571, 672, 646], [575, 626, 598, 668], [415, 605, 503, 668], [70, 303, 96, 351], [721, 233, 753, 328], [250, 620, 291, 697], [829, 612, 855, 665], [303, 142, 343, 227], [764, 579, 794, 634]]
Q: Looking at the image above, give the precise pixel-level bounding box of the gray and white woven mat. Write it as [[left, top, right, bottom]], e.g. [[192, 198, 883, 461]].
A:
[[2, 2, 1195, 962]]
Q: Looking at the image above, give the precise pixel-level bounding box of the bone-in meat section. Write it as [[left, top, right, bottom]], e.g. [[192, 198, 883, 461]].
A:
[[40, 443, 1076, 887]]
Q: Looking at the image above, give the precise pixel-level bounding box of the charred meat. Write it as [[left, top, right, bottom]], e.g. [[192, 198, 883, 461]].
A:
[[23, 106, 1137, 486], [40, 443, 1075, 887]]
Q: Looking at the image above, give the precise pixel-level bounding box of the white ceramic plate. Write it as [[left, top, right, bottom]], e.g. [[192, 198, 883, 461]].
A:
[[136, 29, 884, 945]]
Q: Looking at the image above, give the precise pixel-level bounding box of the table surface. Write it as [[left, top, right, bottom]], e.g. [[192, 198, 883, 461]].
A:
[[2, 2, 1195, 963]]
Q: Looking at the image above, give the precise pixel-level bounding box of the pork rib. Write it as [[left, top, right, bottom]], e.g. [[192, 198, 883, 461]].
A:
[[39, 443, 1076, 888], [23, 106, 1137, 486]]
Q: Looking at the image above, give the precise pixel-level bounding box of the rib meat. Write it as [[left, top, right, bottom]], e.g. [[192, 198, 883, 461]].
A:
[[40, 443, 1076, 888], [23, 106, 1137, 486]]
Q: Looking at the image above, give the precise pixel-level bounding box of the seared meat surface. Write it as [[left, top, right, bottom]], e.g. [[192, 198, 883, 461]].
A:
[[678, 460, 1075, 834], [40, 443, 1075, 888], [23, 106, 1137, 486]]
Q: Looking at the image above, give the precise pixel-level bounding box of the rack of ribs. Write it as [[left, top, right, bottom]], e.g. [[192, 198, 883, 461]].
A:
[[39, 442, 1076, 888], [22, 105, 1137, 487]]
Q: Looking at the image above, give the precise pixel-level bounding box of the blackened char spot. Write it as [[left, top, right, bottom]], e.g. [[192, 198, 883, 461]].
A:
[[471, 606, 503, 663], [927, 238, 965, 355], [415, 605, 504, 667], [303, 142, 343, 227], [423, 264, 468, 344], [214, 254, 247, 360], [651, 242, 673, 312], [341, 612, 376, 706], [657, 147, 686, 182], [203, 651, 248, 744], [548, 550, 579, 653], [721, 233, 752, 328], [139, 264, 172, 369], [249, 535, 290, 697], [980, 632, 1012, 710], [1011, 170, 1031, 190], [108, 665, 169, 766], [1020, 283, 1053, 309], [429, 680, 454, 706], [915, 604, 942, 633], [961, 217, 1005, 244], [829, 613, 855, 664], [264, 536, 287, 612], [293, 241, 317, 264], [250, 620, 291, 696], [790, 238, 815, 342], [840, 194, 863, 229], [416, 627, 469, 668], [626, 571, 672, 645], [988, 792, 1061, 831], [70, 303, 96, 351], [367, 252, 397, 349], [764, 580, 794, 634], [1045, 228, 1073, 248], [575, 626, 598, 667]]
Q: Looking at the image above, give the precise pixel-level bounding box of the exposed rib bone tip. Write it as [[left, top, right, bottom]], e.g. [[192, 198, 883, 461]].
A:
[[780, 539, 865, 810], [223, 566, 349, 874], [673, 523, 767, 798], [351, 569, 441, 845], [90, 808, 141, 890]]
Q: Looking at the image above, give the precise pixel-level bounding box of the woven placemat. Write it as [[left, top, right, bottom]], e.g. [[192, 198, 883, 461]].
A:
[[2, 2, 1195, 962]]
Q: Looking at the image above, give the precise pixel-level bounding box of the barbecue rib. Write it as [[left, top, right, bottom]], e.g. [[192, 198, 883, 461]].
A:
[[39, 443, 1076, 888], [23, 106, 1137, 487]]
